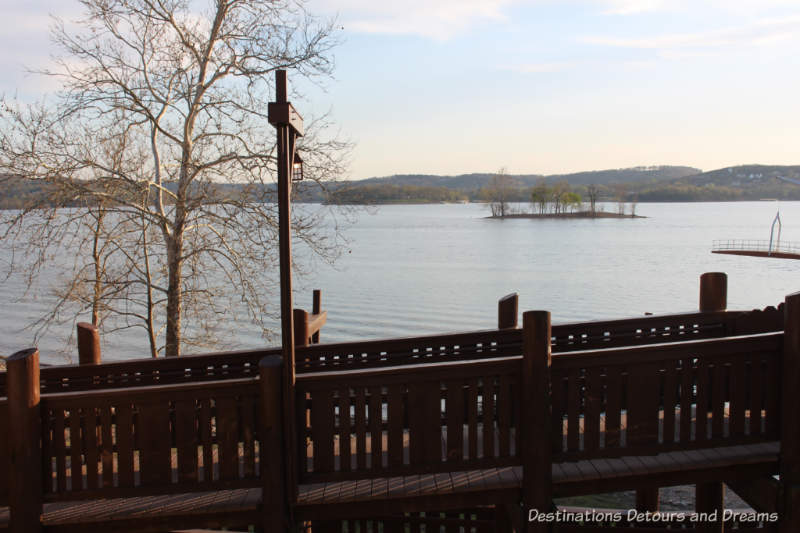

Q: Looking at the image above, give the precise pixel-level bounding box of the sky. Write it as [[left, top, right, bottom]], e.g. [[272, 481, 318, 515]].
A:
[[1, 0, 799, 179]]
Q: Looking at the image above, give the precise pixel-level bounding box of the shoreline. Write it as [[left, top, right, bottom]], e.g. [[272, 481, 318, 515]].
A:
[[487, 211, 646, 219]]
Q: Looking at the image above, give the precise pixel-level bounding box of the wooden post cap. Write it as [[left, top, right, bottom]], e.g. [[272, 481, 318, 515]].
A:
[[7, 347, 38, 362], [259, 354, 283, 371], [498, 293, 519, 329], [76, 322, 101, 365], [699, 272, 727, 312]]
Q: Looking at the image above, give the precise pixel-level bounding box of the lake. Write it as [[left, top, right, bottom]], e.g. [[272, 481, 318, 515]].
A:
[[1, 201, 798, 364]]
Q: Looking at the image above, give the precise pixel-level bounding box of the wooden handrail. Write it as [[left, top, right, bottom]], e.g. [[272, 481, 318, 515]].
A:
[[297, 355, 520, 385], [0, 303, 783, 399], [552, 331, 783, 369], [0, 320, 792, 530], [40, 376, 258, 405], [294, 289, 327, 347]]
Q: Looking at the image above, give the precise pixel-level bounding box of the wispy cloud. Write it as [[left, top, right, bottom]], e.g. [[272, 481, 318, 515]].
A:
[[311, 0, 522, 39], [592, 0, 800, 16], [596, 0, 670, 16], [582, 14, 800, 53], [501, 62, 574, 74]]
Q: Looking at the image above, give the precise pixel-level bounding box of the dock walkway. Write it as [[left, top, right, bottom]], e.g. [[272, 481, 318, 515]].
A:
[[0, 273, 795, 532]]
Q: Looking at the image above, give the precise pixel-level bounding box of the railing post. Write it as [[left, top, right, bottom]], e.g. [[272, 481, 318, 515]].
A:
[[780, 291, 800, 533], [259, 355, 290, 531], [697, 272, 727, 530], [696, 483, 724, 533], [293, 309, 310, 348], [312, 289, 322, 344], [7, 348, 42, 533], [636, 488, 659, 513], [498, 293, 518, 329], [699, 272, 727, 312], [77, 322, 101, 365], [522, 310, 552, 532]]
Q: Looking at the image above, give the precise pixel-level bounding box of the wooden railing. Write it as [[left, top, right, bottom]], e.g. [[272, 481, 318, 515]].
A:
[[0, 304, 782, 398], [0, 399, 7, 506], [293, 331, 784, 485], [34, 348, 274, 396], [292, 307, 781, 370], [38, 377, 263, 502], [550, 332, 783, 462], [296, 357, 521, 483], [1, 291, 797, 531]]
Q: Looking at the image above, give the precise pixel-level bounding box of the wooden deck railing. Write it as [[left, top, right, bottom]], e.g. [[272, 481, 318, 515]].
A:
[[38, 377, 263, 502], [0, 399, 7, 506], [292, 332, 784, 484], [296, 357, 521, 483], [0, 274, 796, 531], [0, 273, 783, 398], [0, 304, 796, 531], [0, 306, 773, 398], [550, 332, 783, 462]]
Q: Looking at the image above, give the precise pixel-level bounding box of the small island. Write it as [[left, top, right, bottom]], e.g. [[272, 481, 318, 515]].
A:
[[487, 211, 645, 219]]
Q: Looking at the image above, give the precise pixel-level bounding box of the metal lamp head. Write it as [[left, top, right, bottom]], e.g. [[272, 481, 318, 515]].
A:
[[292, 152, 304, 182]]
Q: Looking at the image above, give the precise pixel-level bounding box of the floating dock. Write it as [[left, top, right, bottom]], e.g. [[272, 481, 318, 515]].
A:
[[712, 239, 800, 259]]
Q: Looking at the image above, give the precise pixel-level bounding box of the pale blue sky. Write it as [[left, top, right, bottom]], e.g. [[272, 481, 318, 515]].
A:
[[2, 0, 799, 179]]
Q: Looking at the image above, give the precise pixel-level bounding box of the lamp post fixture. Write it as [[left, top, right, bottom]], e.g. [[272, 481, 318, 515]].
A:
[[268, 69, 303, 505]]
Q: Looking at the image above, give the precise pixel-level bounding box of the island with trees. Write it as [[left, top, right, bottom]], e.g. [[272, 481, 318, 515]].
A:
[[482, 169, 643, 219]]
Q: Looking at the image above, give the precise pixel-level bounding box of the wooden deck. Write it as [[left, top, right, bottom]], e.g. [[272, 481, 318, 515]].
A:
[[1, 278, 797, 532], [0, 489, 260, 533], [0, 442, 778, 528]]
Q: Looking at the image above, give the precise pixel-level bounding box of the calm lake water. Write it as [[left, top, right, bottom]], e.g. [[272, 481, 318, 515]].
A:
[[1, 201, 798, 364]]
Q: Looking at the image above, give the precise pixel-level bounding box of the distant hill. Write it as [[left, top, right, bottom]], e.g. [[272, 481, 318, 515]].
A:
[[6, 165, 800, 208], [355, 166, 700, 191], [635, 165, 800, 201], [678, 165, 800, 188]]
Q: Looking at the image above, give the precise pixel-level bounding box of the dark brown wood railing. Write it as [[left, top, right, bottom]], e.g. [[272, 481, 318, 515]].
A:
[[0, 304, 782, 399], [0, 294, 795, 531], [294, 307, 782, 371], [550, 332, 783, 462], [38, 377, 262, 502], [0, 348, 277, 397], [293, 332, 784, 485], [296, 357, 521, 483], [0, 399, 7, 506]]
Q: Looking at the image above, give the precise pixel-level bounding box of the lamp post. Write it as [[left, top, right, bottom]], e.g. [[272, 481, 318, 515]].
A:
[[268, 69, 303, 505]]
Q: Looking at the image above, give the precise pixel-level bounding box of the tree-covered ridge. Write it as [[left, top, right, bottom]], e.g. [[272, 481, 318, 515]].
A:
[[5, 165, 800, 208], [327, 184, 468, 204]]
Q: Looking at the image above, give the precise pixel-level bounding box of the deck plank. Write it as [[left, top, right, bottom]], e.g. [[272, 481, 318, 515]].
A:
[[0, 442, 780, 529]]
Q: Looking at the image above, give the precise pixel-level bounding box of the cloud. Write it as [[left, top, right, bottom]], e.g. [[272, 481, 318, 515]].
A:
[[310, 0, 522, 39], [501, 62, 573, 74], [582, 14, 800, 52], [596, 0, 670, 15]]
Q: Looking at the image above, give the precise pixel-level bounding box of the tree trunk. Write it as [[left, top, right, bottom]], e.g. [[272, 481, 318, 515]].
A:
[[165, 233, 183, 357], [91, 209, 104, 326]]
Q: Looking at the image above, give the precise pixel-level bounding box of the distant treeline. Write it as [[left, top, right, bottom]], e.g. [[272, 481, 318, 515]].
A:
[[327, 184, 468, 204], [636, 183, 800, 201], [5, 164, 800, 209], [330, 180, 800, 205]]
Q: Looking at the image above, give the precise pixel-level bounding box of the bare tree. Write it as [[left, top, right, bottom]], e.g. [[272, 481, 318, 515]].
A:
[[0, 0, 348, 357], [614, 184, 627, 215], [530, 179, 548, 215], [550, 180, 570, 215], [587, 184, 599, 216], [487, 168, 512, 217]]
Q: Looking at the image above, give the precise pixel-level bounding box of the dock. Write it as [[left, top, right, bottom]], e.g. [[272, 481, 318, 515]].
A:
[[0, 272, 797, 532], [712, 239, 800, 259]]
